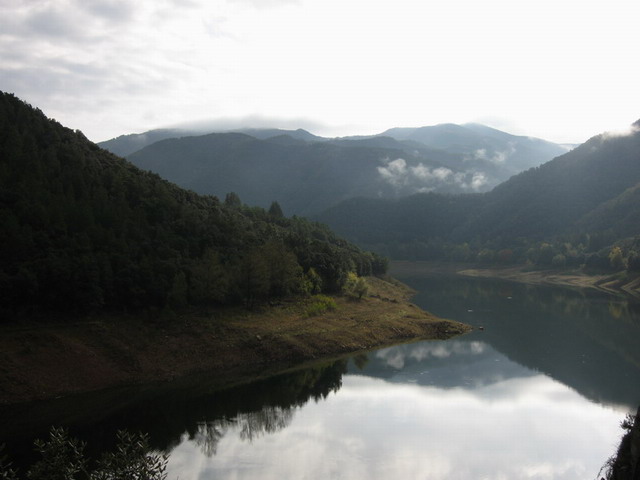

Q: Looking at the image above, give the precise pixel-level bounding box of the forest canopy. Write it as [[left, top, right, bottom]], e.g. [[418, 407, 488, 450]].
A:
[[0, 92, 387, 317]]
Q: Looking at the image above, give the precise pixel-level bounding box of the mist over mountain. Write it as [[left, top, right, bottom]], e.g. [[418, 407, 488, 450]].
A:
[[99, 128, 323, 157], [316, 121, 640, 263], [379, 123, 571, 179], [100, 123, 567, 215]]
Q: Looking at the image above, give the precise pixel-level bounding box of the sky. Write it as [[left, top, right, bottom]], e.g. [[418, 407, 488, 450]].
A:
[[1, 0, 639, 144]]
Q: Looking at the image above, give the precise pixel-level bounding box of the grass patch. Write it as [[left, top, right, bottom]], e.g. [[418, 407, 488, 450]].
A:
[[305, 295, 337, 317]]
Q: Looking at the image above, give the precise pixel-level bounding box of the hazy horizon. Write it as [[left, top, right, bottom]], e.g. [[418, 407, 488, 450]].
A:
[[2, 0, 638, 145]]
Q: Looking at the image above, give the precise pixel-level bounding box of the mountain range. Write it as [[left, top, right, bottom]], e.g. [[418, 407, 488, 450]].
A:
[[98, 124, 568, 215], [5, 88, 640, 277], [316, 122, 640, 264]]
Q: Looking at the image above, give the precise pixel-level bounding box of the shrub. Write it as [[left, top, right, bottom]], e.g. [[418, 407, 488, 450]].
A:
[[2, 427, 168, 480], [305, 295, 337, 317]]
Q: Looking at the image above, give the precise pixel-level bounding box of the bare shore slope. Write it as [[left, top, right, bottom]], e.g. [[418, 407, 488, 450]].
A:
[[0, 276, 470, 405]]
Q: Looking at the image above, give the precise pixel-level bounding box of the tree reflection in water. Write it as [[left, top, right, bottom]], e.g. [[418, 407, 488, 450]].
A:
[[193, 406, 296, 457], [180, 359, 347, 457]]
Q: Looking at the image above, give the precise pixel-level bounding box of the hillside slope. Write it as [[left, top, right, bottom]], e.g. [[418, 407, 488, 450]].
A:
[[317, 121, 640, 260], [100, 124, 566, 214], [0, 92, 385, 316]]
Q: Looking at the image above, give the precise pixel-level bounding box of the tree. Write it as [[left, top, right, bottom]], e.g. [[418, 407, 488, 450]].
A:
[[609, 246, 626, 270], [261, 241, 302, 298], [303, 267, 323, 295], [190, 249, 228, 304], [7, 427, 168, 480], [627, 251, 640, 272], [167, 271, 188, 309], [238, 250, 269, 307], [91, 431, 168, 480], [551, 253, 566, 267], [354, 277, 368, 299], [26, 427, 86, 480], [268, 201, 283, 218], [224, 192, 242, 208], [343, 272, 368, 299]]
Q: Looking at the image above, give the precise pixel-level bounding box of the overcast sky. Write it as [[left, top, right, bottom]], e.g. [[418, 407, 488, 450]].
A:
[[1, 0, 638, 144]]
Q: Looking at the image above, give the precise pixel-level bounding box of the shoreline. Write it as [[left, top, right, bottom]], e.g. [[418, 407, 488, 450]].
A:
[[390, 260, 640, 298], [0, 276, 471, 406]]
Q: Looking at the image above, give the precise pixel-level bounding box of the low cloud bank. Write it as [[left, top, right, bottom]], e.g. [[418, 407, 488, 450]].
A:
[[377, 158, 488, 192]]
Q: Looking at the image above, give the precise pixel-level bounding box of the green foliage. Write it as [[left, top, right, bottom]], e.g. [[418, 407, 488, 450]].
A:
[[223, 192, 242, 208], [268, 201, 283, 218], [0, 444, 18, 480], [3, 427, 168, 480], [305, 295, 337, 317], [90, 431, 168, 480], [343, 272, 368, 299], [354, 277, 368, 299], [167, 272, 188, 309], [118, 124, 566, 217], [27, 427, 86, 480], [598, 409, 640, 480], [189, 249, 228, 304], [315, 125, 640, 265], [627, 251, 640, 272], [0, 92, 388, 316], [551, 254, 566, 267], [302, 267, 323, 295], [609, 246, 626, 270]]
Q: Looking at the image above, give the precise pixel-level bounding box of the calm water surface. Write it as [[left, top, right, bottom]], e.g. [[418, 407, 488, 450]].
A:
[[3, 270, 640, 479]]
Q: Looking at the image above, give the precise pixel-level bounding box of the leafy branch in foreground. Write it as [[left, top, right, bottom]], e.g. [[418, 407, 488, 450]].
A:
[[0, 427, 168, 480]]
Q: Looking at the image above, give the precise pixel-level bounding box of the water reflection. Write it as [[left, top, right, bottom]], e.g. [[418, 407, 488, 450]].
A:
[[193, 406, 295, 456], [165, 340, 623, 480], [2, 275, 638, 479], [393, 274, 640, 408], [0, 359, 347, 473], [363, 340, 537, 389]]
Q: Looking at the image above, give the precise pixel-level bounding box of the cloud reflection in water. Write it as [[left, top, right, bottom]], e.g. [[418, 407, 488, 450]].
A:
[[167, 340, 624, 479]]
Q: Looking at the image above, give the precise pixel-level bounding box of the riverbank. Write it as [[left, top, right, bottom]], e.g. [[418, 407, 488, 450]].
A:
[[0, 276, 470, 405], [390, 261, 640, 298]]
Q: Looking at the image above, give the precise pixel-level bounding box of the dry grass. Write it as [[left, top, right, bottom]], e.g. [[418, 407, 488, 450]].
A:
[[0, 276, 470, 405]]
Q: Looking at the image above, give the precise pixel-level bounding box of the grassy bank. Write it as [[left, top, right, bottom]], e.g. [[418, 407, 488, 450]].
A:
[[0, 276, 470, 405]]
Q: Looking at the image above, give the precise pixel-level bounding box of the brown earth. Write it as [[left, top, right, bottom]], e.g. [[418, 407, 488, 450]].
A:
[[0, 276, 470, 406]]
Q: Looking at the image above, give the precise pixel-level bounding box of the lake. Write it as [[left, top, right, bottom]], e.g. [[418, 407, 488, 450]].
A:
[[2, 268, 640, 479]]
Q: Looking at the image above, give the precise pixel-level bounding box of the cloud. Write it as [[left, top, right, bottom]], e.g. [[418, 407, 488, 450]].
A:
[[599, 123, 640, 142], [78, 0, 136, 24], [166, 372, 623, 480], [470, 172, 488, 190], [377, 158, 408, 187], [375, 341, 487, 368], [169, 114, 332, 135], [377, 158, 489, 192], [411, 164, 453, 182], [228, 0, 300, 8], [469, 144, 515, 165], [3, 0, 636, 144]]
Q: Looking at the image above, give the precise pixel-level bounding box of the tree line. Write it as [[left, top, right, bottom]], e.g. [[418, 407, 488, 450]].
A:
[[0, 92, 387, 318]]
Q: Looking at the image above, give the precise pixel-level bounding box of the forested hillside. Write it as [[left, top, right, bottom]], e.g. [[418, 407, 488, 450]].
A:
[[0, 92, 386, 317], [124, 133, 474, 215], [317, 122, 640, 267], [99, 123, 566, 215]]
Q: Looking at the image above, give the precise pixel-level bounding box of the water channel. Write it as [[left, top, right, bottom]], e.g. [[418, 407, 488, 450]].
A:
[[2, 269, 640, 479]]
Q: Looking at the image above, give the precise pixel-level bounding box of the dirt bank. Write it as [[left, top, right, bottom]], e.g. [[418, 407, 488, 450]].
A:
[[0, 276, 470, 405]]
